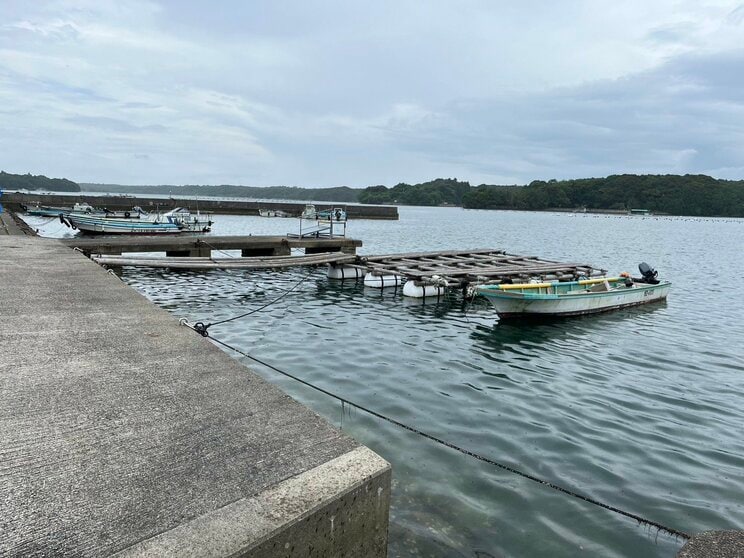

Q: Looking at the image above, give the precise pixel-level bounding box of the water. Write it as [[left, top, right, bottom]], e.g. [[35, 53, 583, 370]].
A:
[[33, 207, 744, 556]]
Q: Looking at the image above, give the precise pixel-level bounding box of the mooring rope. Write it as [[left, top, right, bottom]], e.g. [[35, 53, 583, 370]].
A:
[[197, 239, 237, 258], [34, 215, 61, 226], [191, 270, 315, 336], [180, 321, 690, 541]]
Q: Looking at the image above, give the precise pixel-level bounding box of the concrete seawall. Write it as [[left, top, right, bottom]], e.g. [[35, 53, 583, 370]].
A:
[[2, 192, 399, 220], [0, 234, 391, 556]]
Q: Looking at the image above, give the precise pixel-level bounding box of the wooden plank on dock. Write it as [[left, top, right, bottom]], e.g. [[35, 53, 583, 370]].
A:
[[92, 251, 356, 269]]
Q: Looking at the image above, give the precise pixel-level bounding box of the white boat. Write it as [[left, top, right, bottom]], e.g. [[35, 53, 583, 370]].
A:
[[477, 263, 671, 319], [301, 204, 317, 219], [62, 208, 213, 235]]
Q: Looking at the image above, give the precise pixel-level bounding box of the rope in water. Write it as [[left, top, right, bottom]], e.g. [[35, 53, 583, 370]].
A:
[[181, 321, 690, 541], [191, 269, 314, 336]]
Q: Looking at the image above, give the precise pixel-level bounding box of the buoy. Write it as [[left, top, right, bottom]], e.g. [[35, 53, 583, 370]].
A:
[[363, 272, 405, 289], [402, 280, 446, 298], [327, 265, 365, 280]]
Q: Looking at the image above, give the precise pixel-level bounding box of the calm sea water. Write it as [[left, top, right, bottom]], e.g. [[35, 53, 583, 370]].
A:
[[27, 207, 744, 557]]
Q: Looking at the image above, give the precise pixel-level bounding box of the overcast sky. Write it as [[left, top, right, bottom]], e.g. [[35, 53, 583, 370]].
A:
[[1, 1, 743, 187]]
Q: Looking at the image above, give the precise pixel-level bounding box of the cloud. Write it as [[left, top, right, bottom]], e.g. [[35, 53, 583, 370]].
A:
[[381, 49, 744, 183], [0, 0, 743, 185]]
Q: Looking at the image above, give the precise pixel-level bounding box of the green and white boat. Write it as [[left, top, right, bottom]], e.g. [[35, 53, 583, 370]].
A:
[[477, 263, 671, 319]]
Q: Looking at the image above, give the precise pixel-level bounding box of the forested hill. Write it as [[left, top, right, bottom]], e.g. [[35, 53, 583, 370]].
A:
[[81, 183, 359, 202], [462, 174, 744, 217], [357, 178, 472, 206], [0, 171, 80, 192]]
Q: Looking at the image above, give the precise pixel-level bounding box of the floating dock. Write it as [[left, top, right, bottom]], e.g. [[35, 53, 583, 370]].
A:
[[87, 244, 605, 299], [0, 233, 391, 556], [61, 234, 362, 257]]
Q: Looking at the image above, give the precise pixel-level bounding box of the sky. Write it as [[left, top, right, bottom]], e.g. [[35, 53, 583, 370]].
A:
[[1, 0, 743, 187]]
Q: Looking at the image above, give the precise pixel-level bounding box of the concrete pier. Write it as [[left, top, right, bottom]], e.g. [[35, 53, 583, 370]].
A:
[[678, 531, 744, 557], [0, 211, 35, 236], [0, 235, 390, 556]]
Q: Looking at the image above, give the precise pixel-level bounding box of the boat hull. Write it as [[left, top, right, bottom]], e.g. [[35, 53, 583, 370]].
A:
[[479, 282, 671, 319], [65, 213, 211, 235], [27, 207, 67, 217]]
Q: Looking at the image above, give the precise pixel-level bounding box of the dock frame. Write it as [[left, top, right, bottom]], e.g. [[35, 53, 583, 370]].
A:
[[356, 249, 605, 288]]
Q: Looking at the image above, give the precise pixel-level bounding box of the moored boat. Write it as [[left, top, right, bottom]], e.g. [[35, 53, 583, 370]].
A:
[[62, 207, 213, 234], [25, 202, 96, 216], [477, 263, 671, 319], [301, 203, 317, 219], [317, 207, 347, 221], [258, 208, 290, 218]]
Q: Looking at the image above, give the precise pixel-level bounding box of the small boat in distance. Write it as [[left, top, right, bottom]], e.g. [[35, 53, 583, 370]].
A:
[[258, 208, 290, 218], [301, 204, 347, 221], [317, 207, 346, 221], [301, 203, 317, 219], [477, 263, 671, 319]]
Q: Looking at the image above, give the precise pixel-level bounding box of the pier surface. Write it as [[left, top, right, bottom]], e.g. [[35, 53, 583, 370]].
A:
[[0, 211, 33, 236], [678, 530, 744, 557], [0, 235, 390, 556]]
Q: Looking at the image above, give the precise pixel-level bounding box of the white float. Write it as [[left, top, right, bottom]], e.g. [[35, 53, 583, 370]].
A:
[[363, 272, 405, 288], [402, 280, 447, 298], [327, 265, 365, 280]]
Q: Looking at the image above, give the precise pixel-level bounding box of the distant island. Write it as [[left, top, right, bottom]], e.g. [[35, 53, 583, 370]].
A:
[[0, 171, 80, 192], [3, 170, 744, 217]]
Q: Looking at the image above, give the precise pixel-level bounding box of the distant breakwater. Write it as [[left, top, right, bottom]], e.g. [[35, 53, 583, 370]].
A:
[[2, 192, 399, 220]]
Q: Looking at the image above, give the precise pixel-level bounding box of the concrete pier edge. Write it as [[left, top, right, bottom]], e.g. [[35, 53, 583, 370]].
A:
[[113, 446, 390, 558], [677, 530, 744, 557]]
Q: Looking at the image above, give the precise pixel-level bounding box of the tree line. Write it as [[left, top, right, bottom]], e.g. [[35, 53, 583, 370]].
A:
[[0, 171, 80, 192], [461, 175, 744, 217], [359, 175, 744, 216]]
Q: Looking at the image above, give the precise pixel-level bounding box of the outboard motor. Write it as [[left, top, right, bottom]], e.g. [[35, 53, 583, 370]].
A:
[[638, 262, 659, 284]]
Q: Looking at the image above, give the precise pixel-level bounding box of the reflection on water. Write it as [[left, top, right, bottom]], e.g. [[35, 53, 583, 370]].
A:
[[117, 207, 744, 558], [473, 302, 668, 354]]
